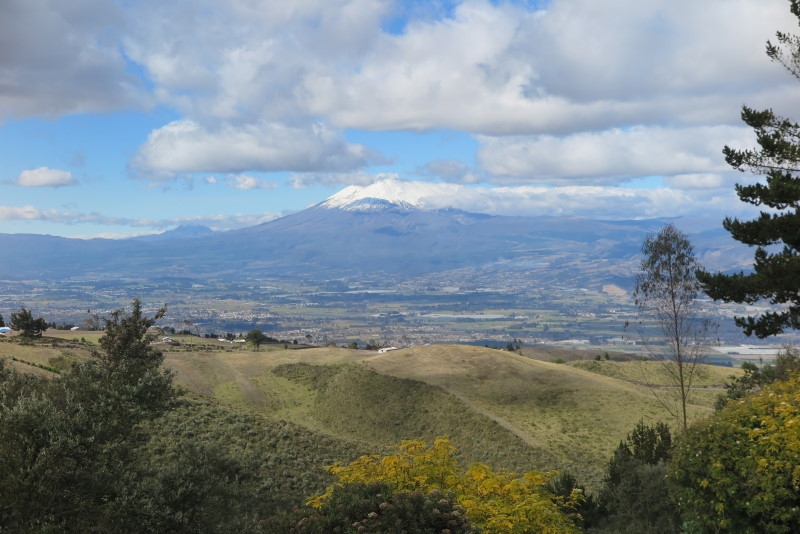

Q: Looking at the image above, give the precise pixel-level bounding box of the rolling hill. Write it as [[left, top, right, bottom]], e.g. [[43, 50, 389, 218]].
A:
[[154, 340, 734, 489], [3, 320, 739, 493]]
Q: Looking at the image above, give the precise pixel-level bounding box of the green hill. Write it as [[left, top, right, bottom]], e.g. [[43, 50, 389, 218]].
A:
[[156, 341, 736, 489], [2, 333, 738, 491]]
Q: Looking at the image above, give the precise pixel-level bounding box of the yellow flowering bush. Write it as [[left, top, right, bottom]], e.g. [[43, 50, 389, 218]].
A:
[[310, 437, 581, 534], [670, 375, 800, 533]]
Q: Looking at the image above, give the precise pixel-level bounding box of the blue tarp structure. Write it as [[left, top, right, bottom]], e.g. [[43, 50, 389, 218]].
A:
[[0, 327, 11, 333]]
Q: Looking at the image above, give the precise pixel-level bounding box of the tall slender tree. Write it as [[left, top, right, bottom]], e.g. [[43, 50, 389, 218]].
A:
[[633, 224, 710, 431], [699, 0, 800, 338]]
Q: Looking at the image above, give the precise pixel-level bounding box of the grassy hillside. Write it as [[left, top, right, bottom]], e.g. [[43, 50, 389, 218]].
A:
[[364, 345, 736, 487], [271, 362, 559, 474], [1, 333, 739, 491]]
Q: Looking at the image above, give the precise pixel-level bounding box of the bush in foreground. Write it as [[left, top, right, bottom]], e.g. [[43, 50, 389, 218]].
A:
[[670, 375, 800, 533], [305, 437, 581, 534]]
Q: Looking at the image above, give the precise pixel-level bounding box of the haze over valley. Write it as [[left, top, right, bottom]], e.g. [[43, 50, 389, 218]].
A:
[[0, 181, 774, 354]]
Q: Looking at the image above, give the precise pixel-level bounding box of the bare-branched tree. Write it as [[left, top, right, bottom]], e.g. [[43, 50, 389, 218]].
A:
[[632, 224, 714, 431]]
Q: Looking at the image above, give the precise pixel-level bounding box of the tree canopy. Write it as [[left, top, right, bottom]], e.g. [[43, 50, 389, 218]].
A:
[[245, 327, 268, 348], [0, 299, 175, 531], [595, 421, 680, 534], [699, 0, 800, 337], [9, 307, 47, 338], [670, 375, 800, 533]]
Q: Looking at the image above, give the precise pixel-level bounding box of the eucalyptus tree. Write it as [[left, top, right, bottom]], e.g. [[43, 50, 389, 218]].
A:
[[633, 224, 711, 430]]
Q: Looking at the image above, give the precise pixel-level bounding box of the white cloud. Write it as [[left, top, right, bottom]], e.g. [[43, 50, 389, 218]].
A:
[[0, 175, 762, 240], [0, 0, 147, 118], [6, 0, 794, 135], [227, 175, 277, 190], [393, 181, 760, 221], [301, 0, 795, 134], [109, 0, 795, 187], [420, 160, 483, 184], [664, 174, 724, 190], [121, 0, 390, 121], [131, 120, 368, 176], [3, 0, 796, 227], [476, 125, 753, 185], [15, 167, 78, 188], [289, 171, 398, 189], [0, 204, 283, 234], [0, 205, 42, 220]]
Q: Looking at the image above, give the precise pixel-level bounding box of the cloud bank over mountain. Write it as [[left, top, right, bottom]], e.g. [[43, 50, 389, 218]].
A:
[[0, 0, 793, 236]]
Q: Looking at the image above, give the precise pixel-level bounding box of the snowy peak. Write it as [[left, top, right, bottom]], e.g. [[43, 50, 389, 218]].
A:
[[320, 179, 428, 212]]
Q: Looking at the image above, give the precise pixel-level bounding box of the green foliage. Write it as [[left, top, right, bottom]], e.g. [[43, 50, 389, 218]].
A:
[[246, 327, 268, 348], [545, 472, 598, 530], [9, 307, 48, 338], [0, 299, 175, 532], [110, 439, 260, 533], [312, 438, 581, 534], [716, 346, 800, 409], [265, 482, 478, 533], [142, 394, 370, 521], [594, 421, 680, 534], [622, 420, 672, 465], [670, 375, 800, 533], [700, 2, 800, 338]]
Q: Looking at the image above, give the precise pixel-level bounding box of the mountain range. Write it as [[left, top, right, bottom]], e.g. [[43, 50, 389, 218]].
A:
[[0, 180, 752, 288]]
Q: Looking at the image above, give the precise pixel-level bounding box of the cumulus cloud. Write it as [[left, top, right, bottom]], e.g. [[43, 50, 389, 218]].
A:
[[421, 160, 483, 184], [663, 174, 724, 189], [3, 0, 795, 229], [0, 205, 42, 220], [6, 0, 794, 134], [109, 0, 794, 185], [476, 125, 753, 185], [15, 167, 78, 188], [131, 120, 368, 177], [376, 180, 759, 221], [289, 171, 398, 189], [0, 0, 147, 118], [302, 0, 795, 134], [227, 175, 277, 190]]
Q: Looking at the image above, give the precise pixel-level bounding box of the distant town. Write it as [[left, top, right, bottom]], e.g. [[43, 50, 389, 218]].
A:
[[1, 267, 790, 366]]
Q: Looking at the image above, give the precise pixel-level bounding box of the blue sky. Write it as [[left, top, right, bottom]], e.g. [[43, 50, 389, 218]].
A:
[[1, 0, 797, 238]]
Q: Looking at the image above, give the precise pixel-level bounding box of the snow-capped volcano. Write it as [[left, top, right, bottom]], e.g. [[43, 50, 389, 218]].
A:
[[319, 179, 429, 212]]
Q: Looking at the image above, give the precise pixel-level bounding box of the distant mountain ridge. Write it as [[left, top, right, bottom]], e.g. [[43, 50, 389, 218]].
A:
[[133, 224, 216, 241], [0, 180, 752, 285]]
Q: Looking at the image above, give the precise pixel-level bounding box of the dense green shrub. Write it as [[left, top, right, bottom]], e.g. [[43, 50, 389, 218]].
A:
[[670, 376, 800, 533], [592, 421, 680, 533], [263, 482, 478, 533]]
